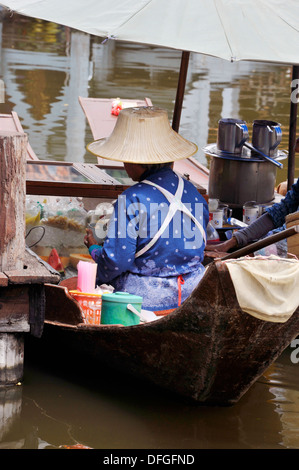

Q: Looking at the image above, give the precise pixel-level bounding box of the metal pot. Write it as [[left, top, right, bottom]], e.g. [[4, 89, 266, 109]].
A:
[[208, 153, 286, 207]]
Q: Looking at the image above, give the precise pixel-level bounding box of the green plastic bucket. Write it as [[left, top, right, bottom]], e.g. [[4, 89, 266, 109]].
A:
[[100, 292, 143, 326]]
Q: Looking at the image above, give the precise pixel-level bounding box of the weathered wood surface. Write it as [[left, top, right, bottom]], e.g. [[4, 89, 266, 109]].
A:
[[45, 284, 83, 325], [0, 333, 24, 385], [0, 285, 48, 338], [0, 132, 61, 386], [0, 274, 8, 287], [0, 131, 27, 272], [0, 283, 46, 337], [2, 248, 61, 285], [0, 249, 60, 336], [28, 261, 299, 405]]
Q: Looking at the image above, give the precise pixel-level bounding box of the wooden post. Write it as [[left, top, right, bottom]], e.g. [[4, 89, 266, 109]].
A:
[[287, 65, 299, 190], [0, 333, 24, 386], [172, 51, 190, 133], [0, 131, 27, 386], [0, 131, 27, 271]]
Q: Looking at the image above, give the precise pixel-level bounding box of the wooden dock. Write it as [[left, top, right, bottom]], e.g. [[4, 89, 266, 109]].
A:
[[0, 131, 59, 387]]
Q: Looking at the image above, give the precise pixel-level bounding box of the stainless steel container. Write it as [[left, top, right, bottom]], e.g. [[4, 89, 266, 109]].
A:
[[208, 154, 286, 207], [252, 120, 282, 157], [217, 118, 249, 155], [205, 117, 287, 207]]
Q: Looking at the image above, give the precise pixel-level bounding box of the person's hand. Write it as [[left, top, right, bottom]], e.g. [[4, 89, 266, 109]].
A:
[[84, 228, 98, 249], [204, 237, 238, 258]]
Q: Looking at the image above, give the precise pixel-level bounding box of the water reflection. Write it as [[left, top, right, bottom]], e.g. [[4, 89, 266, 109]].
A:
[[1, 350, 299, 450], [264, 348, 299, 449], [1, 11, 299, 450], [0, 386, 23, 449], [0, 11, 296, 184]]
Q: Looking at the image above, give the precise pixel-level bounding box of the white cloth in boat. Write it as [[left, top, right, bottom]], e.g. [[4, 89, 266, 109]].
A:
[[225, 255, 299, 323]]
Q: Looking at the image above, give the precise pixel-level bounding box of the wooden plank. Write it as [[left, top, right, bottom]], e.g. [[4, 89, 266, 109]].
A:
[[174, 159, 208, 193], [72, 162, 121, 184], [4, 271, 58, 284], [29, 284, 45, 338], [0, 273, 8, 287], [26, 180, 129, 198], [4, 249, 60, 285]]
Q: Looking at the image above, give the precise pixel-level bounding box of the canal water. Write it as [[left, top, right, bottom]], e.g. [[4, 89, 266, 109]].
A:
[[0, 11, 299, 450]]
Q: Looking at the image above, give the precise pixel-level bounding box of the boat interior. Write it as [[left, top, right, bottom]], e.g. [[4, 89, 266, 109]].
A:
[[2, 98, 298, 331]]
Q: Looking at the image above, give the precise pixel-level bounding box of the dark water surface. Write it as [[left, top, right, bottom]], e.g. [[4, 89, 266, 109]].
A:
[[1, 12, 299, 450], [2, 347, 299, 449]]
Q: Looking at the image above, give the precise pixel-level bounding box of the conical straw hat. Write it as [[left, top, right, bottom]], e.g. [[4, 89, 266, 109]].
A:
[[87, 106, 198, 164]]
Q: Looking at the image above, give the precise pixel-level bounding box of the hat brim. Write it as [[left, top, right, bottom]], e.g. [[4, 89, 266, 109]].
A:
[[86, 106, 198, 164], [87, 135, 198, 164]]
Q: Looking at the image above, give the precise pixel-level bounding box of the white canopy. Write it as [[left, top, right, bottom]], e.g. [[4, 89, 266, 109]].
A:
[[1, 0, 299, 64]]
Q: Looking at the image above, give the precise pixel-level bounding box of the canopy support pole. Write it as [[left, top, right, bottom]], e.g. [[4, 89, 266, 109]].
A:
[[287, 65, 299, 190], [172, 51, 190, 132]]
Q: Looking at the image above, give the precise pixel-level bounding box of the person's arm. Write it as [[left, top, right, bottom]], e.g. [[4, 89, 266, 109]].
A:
[[84, 228, 103, 261], [233, 212, 275, 247], [84, 195, 139, 285], [265, 178, 299, 228], [206, 213, 275, 253]]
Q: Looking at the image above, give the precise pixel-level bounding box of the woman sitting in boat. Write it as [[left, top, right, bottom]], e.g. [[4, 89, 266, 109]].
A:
[[84, 106, 209, 314], [206, 137, 299, 256]]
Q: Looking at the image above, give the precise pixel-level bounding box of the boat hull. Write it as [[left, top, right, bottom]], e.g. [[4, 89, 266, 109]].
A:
[[28, 262, 299, 405]]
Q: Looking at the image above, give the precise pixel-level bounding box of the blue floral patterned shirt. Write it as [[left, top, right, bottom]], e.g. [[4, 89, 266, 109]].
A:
[[89, 167, 209, 311], [266, 177, 299, 227]]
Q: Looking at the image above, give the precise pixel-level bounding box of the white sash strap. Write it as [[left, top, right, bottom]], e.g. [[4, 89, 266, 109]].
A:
[[135, 176, 206, 258]]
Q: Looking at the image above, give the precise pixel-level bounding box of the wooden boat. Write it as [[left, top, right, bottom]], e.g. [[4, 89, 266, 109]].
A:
[[29, 251, 299, 406], [3, 107, 296, 404]]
